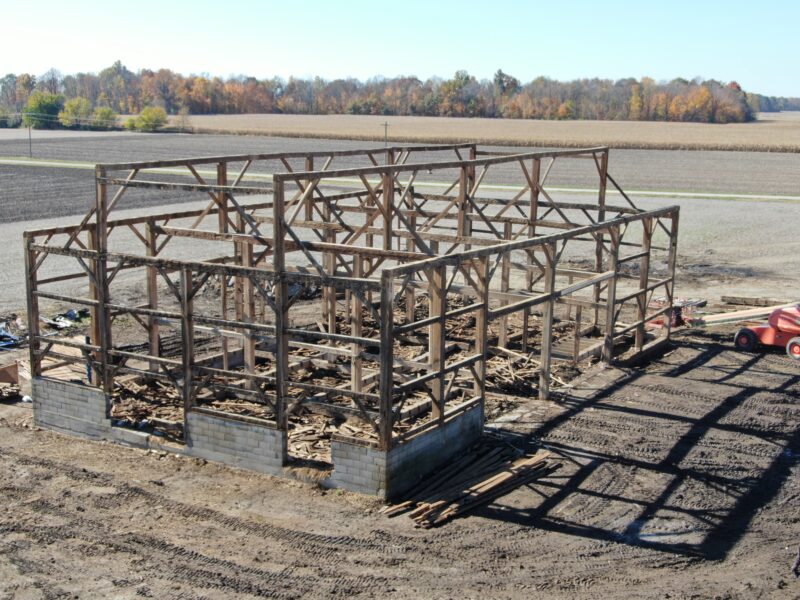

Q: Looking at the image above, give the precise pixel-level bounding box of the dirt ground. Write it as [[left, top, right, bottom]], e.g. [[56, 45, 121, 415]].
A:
[[1, 326, 798, 599]]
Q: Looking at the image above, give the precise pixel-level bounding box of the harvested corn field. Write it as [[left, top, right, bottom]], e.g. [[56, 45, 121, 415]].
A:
[[177, 111, 800, 152]]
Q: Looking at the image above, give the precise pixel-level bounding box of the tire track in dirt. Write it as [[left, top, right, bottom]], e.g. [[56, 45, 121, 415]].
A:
[[0, 495, 391, 599], [0, 448, 408, 560]]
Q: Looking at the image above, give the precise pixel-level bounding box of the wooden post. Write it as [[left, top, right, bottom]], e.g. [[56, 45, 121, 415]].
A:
[[378, 271, 395, 451], [592, 150, 609, 330], [475, 257, 489, 402], [241, 241, 256, 390], [180, 267, 194, 434], [351, 257, 363, 393], [326, 251, 337, 334], [523, 157, 541, 353], [273, 178, 289, 432], [457, 165, 472, 242], [538, 243, 557, 401], [428, 264, 446, 423], [24, 237, 41, 378], [602, 226, 620, 365], [405, 209, 416, 323], [217, 163, 230, 370], [234, 212, 245, 325], [664, 211, 680, 341], [573, 305, 583, 364], [635, 217, 653, 352], [465, 146, 476, 243], [498, 222, 511, 348], [382, 166, 394, 251], [304, 156, 314, 222], [94, 167, 112, 397], [145, 220, 160, 375]]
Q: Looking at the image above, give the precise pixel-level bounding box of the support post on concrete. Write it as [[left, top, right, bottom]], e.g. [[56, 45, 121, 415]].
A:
[[378, 270, 395, 451]]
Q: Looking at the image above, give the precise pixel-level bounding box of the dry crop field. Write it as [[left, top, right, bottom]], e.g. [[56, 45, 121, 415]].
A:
[[177, 111, 800, 151]]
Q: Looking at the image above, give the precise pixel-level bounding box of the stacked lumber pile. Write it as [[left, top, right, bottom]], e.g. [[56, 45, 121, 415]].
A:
[[382, 448, 559, 528], [690, 302, 799, 327], [721, 295, 790, 307]]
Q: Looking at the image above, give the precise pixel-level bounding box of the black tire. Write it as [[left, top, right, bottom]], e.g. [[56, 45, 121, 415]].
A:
[[787, 337, 800, 361], [734, 328, 757, 352]]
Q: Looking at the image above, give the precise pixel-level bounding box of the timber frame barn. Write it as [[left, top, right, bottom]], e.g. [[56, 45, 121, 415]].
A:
[[24, 142, 679, 497]]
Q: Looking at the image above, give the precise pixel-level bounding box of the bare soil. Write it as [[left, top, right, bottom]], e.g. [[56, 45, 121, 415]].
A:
[[1, 327, 798, 599]]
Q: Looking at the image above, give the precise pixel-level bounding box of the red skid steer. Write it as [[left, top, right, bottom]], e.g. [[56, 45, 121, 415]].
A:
[[734, 305, 800, 360]]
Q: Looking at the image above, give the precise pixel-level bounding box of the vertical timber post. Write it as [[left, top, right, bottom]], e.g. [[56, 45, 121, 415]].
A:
[[523, 157, 541, 353], [664, 211, 680, 341], [146, 219, 160, 375], [382, 159, 394, 252], [405, 207, 416, 323], [378, 271, 395, 451], [241, 242, 256, 390], [602, 225, 620, 365], [94, 166, 112, 399], [273, 177, 289, 434], [428, 264, 447, 424], [538, 242, 557, 401], [498, 222, 512, 348], [593, 150, 609, 331], [180, 267, 194, 434], [635, 217, 653, 352], [304, 156, 314, 222], [351, 258, 363, 393], [475, 257, 489, 407], [24, 235, 41, 378], [216, 162, 230, 371]]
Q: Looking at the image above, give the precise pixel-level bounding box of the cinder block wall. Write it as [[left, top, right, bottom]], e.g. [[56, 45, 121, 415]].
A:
[[32, 377, 110, 439], [330, 404, 484, 499], [186, 409, 285, 475], [329, 439, 387, 496], [32, 377, 481, 497], [31, 378, 285, 476]]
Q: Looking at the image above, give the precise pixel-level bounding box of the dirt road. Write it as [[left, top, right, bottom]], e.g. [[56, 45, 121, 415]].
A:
[[1, 328, 797, 598]]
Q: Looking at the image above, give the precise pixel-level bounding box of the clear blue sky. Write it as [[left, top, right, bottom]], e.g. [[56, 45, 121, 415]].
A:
[[2, 0, 798, 96]]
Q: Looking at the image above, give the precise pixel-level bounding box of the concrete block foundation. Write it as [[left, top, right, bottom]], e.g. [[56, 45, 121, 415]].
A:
[[185, 408, 285, 476], [32, 377, 482, 497], [330, 403, 484, 499]]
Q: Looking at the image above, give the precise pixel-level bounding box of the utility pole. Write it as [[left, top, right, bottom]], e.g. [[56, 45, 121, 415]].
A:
[[28, 121, 32, 159], [382, 121, 389, 148]]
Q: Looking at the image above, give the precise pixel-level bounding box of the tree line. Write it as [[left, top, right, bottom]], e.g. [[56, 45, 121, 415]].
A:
[[2, 61, 798, 129]]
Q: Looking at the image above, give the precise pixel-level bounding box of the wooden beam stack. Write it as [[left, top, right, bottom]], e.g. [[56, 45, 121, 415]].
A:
[[382, 449, 559, 528]]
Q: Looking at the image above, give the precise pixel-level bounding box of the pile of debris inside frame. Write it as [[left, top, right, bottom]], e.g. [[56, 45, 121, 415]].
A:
[[24, 142, 679, 494]]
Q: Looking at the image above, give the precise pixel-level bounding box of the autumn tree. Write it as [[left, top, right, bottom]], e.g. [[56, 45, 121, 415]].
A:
[[58, 97, 92, 127], [91, 106, 118, 129], [132, 106, 168, 131], [23, 91, 64, 128]]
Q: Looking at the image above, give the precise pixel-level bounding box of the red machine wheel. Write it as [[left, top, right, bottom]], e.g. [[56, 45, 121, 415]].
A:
[[734, 328, 757, 352], [787, 337, 800, 361]]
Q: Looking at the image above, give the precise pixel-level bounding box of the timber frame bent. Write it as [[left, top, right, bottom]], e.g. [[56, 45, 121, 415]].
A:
[[24, 142, 679, 459]]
